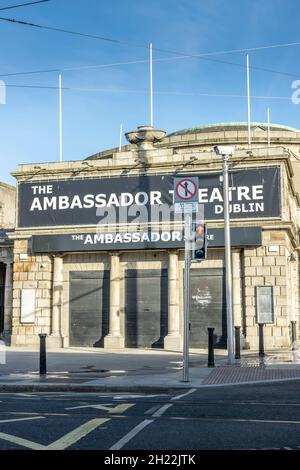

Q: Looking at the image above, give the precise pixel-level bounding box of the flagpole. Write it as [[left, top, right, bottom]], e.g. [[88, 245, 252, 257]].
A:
[[246, 55, 251, 148], [150, 42, 153, 127], [267, 107, 270, 147], [119, 123, 123, 152], [59, 73, 63, 162]]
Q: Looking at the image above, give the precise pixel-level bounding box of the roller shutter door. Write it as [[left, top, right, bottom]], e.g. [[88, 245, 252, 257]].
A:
[[189, 268, 226, 348], [69, 271, 109, 347], [125, 269, 168, 348]]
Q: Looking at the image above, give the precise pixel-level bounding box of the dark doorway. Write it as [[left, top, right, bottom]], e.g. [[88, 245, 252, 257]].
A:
[[189, 268, 226, 348], [0, 263, 5, 334], [125, 269, 168, 348], [69, 270, 109, 347]]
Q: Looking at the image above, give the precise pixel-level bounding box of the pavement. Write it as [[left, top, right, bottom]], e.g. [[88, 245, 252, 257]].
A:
[[1, 346, 300, 392]]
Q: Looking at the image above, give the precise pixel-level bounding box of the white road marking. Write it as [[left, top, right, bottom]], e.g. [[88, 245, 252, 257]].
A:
[[7, 412, 70, 417], [113, 394, 168, 400], [171, 388, 197, 401], [66, 403, 113, 409], [14, 394, 37, 397], [223, 402, 300, 407], [151, 403, 173, 418], [10, 397, 41, 400], [109, 401, 173, 450], [170, 416, 300, 425], [0, 416, 45, 424], [65, 403, 134, 414], [144, 405, 161, 415], [110, 419, 153, 450], [228, 418, 300, 425]]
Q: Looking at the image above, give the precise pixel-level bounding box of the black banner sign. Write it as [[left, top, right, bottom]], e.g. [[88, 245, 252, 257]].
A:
[[18, 167, 280, 228], [31, 227, 262, 253]]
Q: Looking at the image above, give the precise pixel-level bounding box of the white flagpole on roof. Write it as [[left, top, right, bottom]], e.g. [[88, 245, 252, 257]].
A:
[[267, 107, 271, 147], [150, 43, 153, 127], [119, 123, 123, 152], [59, 73, 63, 162], [246, 55, 251, 148]]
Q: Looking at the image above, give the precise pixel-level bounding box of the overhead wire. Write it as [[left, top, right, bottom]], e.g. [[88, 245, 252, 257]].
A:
[[0, 15, 299, 80], [0, 55, 299, 80], [0, 0, 50, 11], [1, 82, 294, 101]]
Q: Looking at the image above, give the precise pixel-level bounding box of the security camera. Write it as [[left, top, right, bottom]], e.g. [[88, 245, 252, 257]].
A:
[[213, 145, 235, 156]]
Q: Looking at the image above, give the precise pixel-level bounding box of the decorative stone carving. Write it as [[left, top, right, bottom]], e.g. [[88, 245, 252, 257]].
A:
[[125, 125, 166, 150]]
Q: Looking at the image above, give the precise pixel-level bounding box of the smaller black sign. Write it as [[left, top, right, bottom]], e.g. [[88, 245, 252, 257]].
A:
[[31, 227, 262, 253]]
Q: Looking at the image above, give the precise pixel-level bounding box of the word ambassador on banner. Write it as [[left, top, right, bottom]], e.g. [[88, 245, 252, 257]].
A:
[[18, 167, 280, 227]]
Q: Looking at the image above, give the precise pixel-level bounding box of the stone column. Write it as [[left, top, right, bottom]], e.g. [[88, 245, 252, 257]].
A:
[[3, 261, 13, 342], [232, 250, 243, 347], [104, 253, 124, 348], [164, 251, 182, 351], [232, 251, 242, 326], [49, 255, 63, 348]]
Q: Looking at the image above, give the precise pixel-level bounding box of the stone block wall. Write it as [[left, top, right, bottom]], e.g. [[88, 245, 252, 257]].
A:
[[243, 229, 294, 349], [11, 239, 52, 346]]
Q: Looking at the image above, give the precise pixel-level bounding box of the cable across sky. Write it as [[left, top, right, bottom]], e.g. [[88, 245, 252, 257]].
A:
[[0, 14, 299, 81], [0, 0, 50, 11]]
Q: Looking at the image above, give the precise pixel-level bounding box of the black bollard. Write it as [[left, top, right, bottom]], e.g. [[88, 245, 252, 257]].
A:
[[234, 326, 241, 360], [291, 321, 297, 351], [208, 328, 215, 367], [39, 333, 47, 376], [258, 324, 265, 358]]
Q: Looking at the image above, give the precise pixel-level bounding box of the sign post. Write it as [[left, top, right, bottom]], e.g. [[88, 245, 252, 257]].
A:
[[183, 213, 192, 382], [214, 145, 235, 365], [174, 176, 199, 382]]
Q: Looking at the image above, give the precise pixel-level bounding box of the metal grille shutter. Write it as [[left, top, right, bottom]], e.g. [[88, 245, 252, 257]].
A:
[[189, 268, 226, 348], [125, 269, 168, 348], [69, 271, 109, 347]]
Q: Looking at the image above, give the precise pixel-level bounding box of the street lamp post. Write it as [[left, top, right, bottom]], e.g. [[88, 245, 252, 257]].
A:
[[214, 145, 235, 365]]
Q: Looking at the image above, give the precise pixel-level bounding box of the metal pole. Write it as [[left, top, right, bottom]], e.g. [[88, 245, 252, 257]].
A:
[[234, 326, 241, 360], [208, 328, 215, 367], [119, 123, 123, 152], [246, 55, 251, 148], [291, 321, 297, 350], [183, 213, 191, 382], [223, 155, 234, 364], [39, 333, 47, 375], [267, 108, 270, 147], [150, 42, 153, 127], [258, 324, 265, 357], [59, 73, 63, 162]]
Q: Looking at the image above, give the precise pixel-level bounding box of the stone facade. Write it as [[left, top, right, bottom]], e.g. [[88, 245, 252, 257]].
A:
[[0, 182, 15, 229], [0, 181, 15, 341], [8, 123, 300, 350]]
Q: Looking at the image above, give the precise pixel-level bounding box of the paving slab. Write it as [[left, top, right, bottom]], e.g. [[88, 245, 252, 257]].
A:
[[0, 347, 300, 392]]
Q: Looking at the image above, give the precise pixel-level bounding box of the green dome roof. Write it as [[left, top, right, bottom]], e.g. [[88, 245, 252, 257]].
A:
[[168, 122, 300, 136]]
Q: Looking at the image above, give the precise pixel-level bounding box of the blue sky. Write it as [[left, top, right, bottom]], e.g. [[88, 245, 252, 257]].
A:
[[0, 0, 300, 184]]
